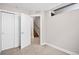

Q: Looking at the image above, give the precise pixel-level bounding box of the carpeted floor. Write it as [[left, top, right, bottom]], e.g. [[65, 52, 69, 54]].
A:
[[1, 38, 69, 55]]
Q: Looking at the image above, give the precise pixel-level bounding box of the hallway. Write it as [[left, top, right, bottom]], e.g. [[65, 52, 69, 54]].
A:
[[31, 37, 40, 45], [1, 38, 68, 55]]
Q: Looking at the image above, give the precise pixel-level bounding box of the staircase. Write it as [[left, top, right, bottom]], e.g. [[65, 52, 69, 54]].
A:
[[34, 30, 39, 37], [34, 23, 40, 37]]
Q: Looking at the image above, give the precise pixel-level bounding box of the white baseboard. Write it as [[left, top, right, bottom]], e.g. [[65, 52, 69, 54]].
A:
[[43, 42, 78, 55], [40, 43, 46, 46]]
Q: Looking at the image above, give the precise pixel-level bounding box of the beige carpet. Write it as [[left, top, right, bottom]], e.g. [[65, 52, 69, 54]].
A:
[[31, 37, 40, 45], [1, 38, 69, 55]]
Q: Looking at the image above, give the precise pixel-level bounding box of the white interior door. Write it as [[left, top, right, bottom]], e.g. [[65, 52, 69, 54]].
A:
[[21, 13, 32, 49], [2, 12, 15, 50]]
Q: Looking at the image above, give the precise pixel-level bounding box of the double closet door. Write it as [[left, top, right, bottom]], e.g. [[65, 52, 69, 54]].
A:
[[1, 12, 32, 51], [1, 12, 19, 50]]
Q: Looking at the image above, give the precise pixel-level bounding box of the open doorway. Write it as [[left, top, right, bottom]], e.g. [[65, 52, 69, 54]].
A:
[[31, 16, 40, 45]]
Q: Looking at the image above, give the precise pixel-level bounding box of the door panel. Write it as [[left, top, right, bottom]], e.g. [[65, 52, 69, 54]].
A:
[[21, 13, 32, 49], [2, 13, 15, 50], [14, 15, 19, 47]]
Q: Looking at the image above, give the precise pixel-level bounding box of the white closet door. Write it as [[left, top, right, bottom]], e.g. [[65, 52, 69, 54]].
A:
[[14, 15, 19, 47], [2, 13, 15, 50], [21, 13, 32, 49]]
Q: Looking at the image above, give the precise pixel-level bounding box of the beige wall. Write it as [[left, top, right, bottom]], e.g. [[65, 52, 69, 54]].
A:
[[46, 10, 79, 54]]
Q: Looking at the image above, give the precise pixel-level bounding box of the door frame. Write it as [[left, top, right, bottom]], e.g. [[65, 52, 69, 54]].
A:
[[31, 14, 43, 45]]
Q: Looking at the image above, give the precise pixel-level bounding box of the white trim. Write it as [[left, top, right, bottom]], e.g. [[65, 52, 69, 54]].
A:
[[44, 42, 78, 55], [30, 13, 41, 16], [0, 9, 19, 15], [40, 15, 43, 45], [40, 43, 46, 45]]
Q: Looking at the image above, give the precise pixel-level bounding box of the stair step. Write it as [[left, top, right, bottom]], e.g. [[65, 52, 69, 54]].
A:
[[34, 30, 39, 37]]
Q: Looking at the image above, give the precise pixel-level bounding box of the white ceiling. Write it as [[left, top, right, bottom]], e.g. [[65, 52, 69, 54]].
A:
[[0, 3, 61, 11]]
